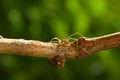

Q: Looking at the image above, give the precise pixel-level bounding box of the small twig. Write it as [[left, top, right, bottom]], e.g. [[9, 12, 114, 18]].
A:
[[0, 32, 120, 68]]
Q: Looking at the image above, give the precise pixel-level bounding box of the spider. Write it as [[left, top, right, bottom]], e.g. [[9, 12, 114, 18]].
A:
[[50, 32, 84, 44]]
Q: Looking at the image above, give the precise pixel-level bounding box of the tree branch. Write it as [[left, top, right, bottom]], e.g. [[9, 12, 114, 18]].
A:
[[0, 32, 120, 68]]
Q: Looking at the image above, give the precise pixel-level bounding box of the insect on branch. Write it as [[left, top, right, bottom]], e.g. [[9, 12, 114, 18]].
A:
[[0, 32, 120, 68]]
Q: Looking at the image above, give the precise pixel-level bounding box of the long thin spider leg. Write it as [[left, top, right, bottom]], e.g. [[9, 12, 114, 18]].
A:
[[66, 32, 84, 41], [50, 37, 61, 43], [0, 35, 4, 39], [68, 38, 77, 42]]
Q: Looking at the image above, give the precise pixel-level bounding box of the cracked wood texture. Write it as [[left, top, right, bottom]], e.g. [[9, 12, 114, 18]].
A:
[[0, 32, 120, 68]]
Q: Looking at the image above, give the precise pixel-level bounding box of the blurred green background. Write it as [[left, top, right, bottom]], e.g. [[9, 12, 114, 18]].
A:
[[0, 0, 120, 80]]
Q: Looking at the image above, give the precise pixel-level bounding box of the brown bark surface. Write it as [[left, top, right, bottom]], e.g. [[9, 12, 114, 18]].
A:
[[0, 32, 120, 68]]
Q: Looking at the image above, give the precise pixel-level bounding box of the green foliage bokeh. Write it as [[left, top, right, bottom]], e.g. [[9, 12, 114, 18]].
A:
[[0, 0, 120, 80]]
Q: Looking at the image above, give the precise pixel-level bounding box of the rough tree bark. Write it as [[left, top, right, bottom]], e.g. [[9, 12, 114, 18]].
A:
[[0, 32, 120, 68]]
